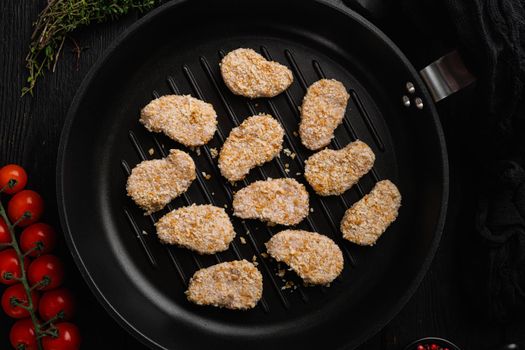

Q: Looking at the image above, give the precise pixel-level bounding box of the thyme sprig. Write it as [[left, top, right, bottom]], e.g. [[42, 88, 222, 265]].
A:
[[23, 0, 158, 96]]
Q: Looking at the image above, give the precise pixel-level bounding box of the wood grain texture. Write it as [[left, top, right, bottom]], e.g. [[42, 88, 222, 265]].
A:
[[0, 1, 503, 349]]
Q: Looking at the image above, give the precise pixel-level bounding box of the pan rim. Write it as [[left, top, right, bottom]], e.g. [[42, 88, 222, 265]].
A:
[[56, 0, 449, 349]]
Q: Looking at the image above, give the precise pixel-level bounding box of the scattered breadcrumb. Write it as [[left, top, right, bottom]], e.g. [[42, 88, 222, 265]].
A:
[[201, 171, 212, 180], [310, 208, 314, 213], [341, 180, 401, 246], [195, 147, 201, 156], [233, 178, 309, 225], [261, 252, 269, 258], [299, 79, 350, 150], [140, 95, 217, 146], [156, 204, 235, 254], [266, 230, 344, 285], [218, 114, 284, 181], [295, 172, 302, 176], [240, 237, 247, 245], [277, 269, 286, 278], [220, 48, 293, 98], [141, 230, 148, 236], [305, 140, 375, 196], [293, 131, 298, 137], [281, 281, 295, 290], [148, 148, 154, 156], [126, 149, 196, 214], [210, 147, 218, 158], [186, 260, 262, 310]]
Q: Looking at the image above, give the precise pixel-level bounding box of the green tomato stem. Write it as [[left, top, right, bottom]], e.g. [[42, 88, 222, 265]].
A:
[[0, 195, 44, 350]]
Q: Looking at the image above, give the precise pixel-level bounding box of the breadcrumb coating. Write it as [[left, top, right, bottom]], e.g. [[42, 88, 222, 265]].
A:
[[341, 180, 401, 246], [156, 204, 235, 254], [266, 230, 343, 285], [220, 48, 293, 98], [186, 260, 263, 310], [219, 114, 284, 181], [140, 95, 217, 146], [126, 149, 196, 214], [299, 79, 350, 150], [304, 140, 375, 196], [233, 178, 309, 226]]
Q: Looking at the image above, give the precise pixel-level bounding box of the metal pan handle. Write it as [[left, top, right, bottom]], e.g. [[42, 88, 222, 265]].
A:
[[420, 50, 475, 102]]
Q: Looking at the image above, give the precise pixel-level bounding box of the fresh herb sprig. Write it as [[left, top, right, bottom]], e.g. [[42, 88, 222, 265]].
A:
[[23, 0, 158, 96]]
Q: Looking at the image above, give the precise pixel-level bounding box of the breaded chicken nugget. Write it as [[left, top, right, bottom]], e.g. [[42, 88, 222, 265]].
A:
[[266, 230, 343, 285], [186, 260, 263, 310], [140, 95, 217, 146], [299, 79, 350, 150], [126, 149, 196, 214], [156, 204, 235, 254], [304, 140, 375, 196], [219, 114, 284, 182], [340, 180, 401, 246], [220, 48, 293, 98], [233, 178, 309, 226]]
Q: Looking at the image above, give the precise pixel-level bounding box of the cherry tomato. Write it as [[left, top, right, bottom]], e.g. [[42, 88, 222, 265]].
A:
[[1, 283, 40, 318], [10, 318, 38, 350], [0, 248, 29, 285], [42, 322, 81, 350], [39, 288, 75, 321], [21, 223, 57, 257], [28, 255, 64, 290], [0, 164, 28, 195], [0, 216, 10, 244], [7, 190, 44, 227]]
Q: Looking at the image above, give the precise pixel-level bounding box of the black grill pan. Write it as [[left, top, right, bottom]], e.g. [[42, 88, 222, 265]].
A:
[[57, 0, 449, 348]]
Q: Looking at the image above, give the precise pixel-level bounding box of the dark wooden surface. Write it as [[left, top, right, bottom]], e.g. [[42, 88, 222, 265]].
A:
[[0, 0, 516, 348]]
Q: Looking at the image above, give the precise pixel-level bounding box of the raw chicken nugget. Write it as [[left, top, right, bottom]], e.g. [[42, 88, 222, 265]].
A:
[[219, 114, 284, 182], [266, 230, 343, 285], [233, 178, 309, 226], [304, 140, 375, 196], [299, 79, 350, 150], [186, 260, 263, 310], [341, 180, 401, 246], [126, 149, 196, 214], [155, 204, 235, 254], [220, 48, 293, 98], [140, 94, 217, 146]]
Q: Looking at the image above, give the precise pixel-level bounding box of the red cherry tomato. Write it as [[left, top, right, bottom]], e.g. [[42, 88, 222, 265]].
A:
[[21, 223, 57, 257], [7, 190, 44, 227], [0, 249, 29, 285], [0, 164, 28, 195], [39, 288, 75, 321], [1, 283, 40, 318], [28, 255, 64, 290], [10, 318, 38, 350], [0, 216, 10, 244], [42, 322, 81, 350]]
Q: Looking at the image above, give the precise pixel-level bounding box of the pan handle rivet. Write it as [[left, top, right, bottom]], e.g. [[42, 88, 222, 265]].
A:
[[406, 82, 415, 93], [402, 95, 411, 107], [415, 97, 424, 109]]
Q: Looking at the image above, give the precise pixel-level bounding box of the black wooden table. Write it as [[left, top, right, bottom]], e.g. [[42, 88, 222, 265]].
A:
[[0, 1, 518, 348]]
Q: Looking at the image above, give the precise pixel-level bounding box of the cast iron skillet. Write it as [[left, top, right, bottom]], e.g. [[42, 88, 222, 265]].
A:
[[57, 0, 449, 348]]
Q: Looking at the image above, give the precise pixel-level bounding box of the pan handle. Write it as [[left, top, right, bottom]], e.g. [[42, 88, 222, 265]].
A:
[[419, 51, 475, 102]]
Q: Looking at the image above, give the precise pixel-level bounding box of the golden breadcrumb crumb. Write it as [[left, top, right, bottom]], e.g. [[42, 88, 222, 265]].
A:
[[220, 48, 293, 98], [126, 149, 195, 214], [299, 79, 350, 150], [233, 178, 309, 225], [266, 230, 343, 285], [341, 180, 401, 246], [186, 260, 262, 310], [140, 95, 217, 146], [305, 140, 375, 196], [155, 204, 235, 254], [219, 114, 284, 181]]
